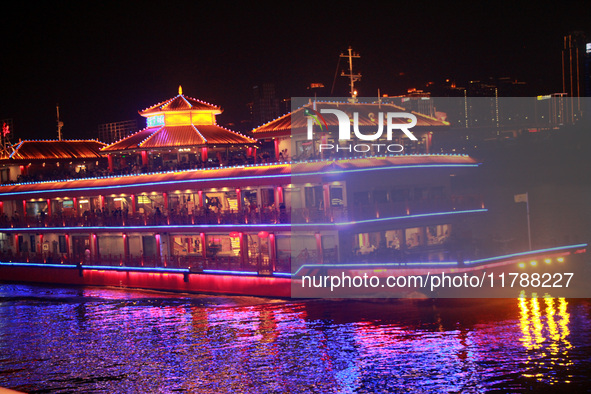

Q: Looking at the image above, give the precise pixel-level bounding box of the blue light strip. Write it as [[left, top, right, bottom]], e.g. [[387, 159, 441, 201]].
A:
[[0, 261, 291, 277], [294, 261, 459, 276], [0, 224, 292, 232], [292, 243, 588, 275], [3, 244, 584, 279], [1, 152, 473, 187], [83, 265, 189, 273], [191, 125, 208, 143], [0, 261, 190, 273], [0, 174, 291, 196], [272, 272, 293, 277], [0, 162, 478, 197], [308, 164, 479, 178], [292, 209, 488, 227], [180, 95, 193, 108], [202, 269, 258, 275], [0, 262, 78, 269], [8, 141, 24, 159], [465, 243, 588, 264], [0, 209, 486, 233]]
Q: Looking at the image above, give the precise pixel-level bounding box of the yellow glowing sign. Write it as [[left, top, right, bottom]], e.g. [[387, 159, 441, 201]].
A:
[[165, 113, 192, 126]]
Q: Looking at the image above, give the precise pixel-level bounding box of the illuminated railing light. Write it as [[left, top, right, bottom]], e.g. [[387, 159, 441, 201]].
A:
[[272, 272, 292, 277], [466, 244, 587, 265], [0, 262, 78, 269], [84, 265, 189, 273], [202, 269, 257, 275], [0, 155, 477, 190], [293, 261, 458, 276]]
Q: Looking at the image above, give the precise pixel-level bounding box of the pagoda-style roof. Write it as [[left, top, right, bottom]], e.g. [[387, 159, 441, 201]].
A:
[[139, 93, 221, 116], [0, 140, 106, 162], [102, 125, 256, 152], [253, 101, 450, 138], [102, 87, 256, 153]]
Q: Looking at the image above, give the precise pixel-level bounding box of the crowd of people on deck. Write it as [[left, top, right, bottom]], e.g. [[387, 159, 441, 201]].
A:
[[0, 202, 290, 228], [11, 166, 111, 184], [3, 149, 294, 185]]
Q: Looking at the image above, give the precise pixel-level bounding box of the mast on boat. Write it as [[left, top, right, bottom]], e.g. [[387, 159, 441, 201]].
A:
[[57, 104, 64, 141], [340, 46, 361, 102]]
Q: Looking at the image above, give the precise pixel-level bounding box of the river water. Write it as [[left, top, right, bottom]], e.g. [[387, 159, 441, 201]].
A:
[[0, 284, 590, 393]]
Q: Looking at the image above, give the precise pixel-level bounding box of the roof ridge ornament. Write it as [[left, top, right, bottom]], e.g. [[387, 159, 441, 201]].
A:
[[178, 85, 183, 95]]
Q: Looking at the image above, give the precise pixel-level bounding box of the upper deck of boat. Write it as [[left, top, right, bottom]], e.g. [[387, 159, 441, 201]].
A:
[[0, 154, 479, 199]]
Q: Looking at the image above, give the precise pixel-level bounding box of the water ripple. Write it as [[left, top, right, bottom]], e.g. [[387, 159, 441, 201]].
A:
[[0, 285, 590, 393]]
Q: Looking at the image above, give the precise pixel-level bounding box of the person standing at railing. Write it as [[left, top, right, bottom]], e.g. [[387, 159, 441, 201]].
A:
[[12, 211, 20, 226], [154, 207, 162, 225]]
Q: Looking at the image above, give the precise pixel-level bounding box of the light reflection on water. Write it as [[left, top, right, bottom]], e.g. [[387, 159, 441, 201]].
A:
[[0, 284, 590, 393], [517, 295, 575, 385]]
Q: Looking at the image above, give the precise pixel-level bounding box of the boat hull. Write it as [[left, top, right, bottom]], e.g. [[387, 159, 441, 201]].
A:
[[0, 265, 291, 298], [1, 244, 586, 299]]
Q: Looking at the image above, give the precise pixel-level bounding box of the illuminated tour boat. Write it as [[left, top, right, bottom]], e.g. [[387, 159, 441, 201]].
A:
[[0, 88, 586, 297]]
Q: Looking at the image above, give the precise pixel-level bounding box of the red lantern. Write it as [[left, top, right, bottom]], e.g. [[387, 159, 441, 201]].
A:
[[258, 231, 269, 238], [229, 232, 239, 238]]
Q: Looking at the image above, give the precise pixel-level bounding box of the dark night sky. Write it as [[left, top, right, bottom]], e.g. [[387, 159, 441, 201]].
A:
[[1, 1, 589, 140]]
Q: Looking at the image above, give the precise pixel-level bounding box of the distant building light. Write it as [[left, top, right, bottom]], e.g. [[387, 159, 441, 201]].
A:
[[587, 43, 591, 53], [309, 83, 325, 89]]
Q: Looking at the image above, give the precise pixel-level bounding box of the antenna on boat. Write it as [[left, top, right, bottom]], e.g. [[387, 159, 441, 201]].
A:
[[56, 104, 64, 141], [340, 46, 361, 102]]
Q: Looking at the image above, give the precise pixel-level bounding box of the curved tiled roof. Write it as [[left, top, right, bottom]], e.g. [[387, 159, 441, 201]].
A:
[[102, 125, 255, 152], [253, 101, 450, 137], [0, 140, 106, 161], [139, 94, 221, 115], [102, 90, 255, 152], [195, 125, 255, 145], [102, 127, 158, 151]]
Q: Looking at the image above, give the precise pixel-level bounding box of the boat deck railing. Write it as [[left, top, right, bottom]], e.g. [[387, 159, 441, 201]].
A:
[[1, 196, 483, 229], [0, 251, 292, 274]]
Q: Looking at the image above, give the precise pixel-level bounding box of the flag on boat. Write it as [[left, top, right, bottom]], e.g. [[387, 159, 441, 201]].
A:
[[514, 193, 528, 203]]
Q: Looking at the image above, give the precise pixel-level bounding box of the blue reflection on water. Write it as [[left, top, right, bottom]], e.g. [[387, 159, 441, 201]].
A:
[[0, 284, 590, 393]]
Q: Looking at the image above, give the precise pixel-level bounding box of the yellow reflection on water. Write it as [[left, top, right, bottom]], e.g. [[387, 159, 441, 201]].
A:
[[518, 294, 573, 383], [557, 298, 571, 347], [544, 297, 559, 355], [530, 294, 544, 349], [518, 295, 532, 349]]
